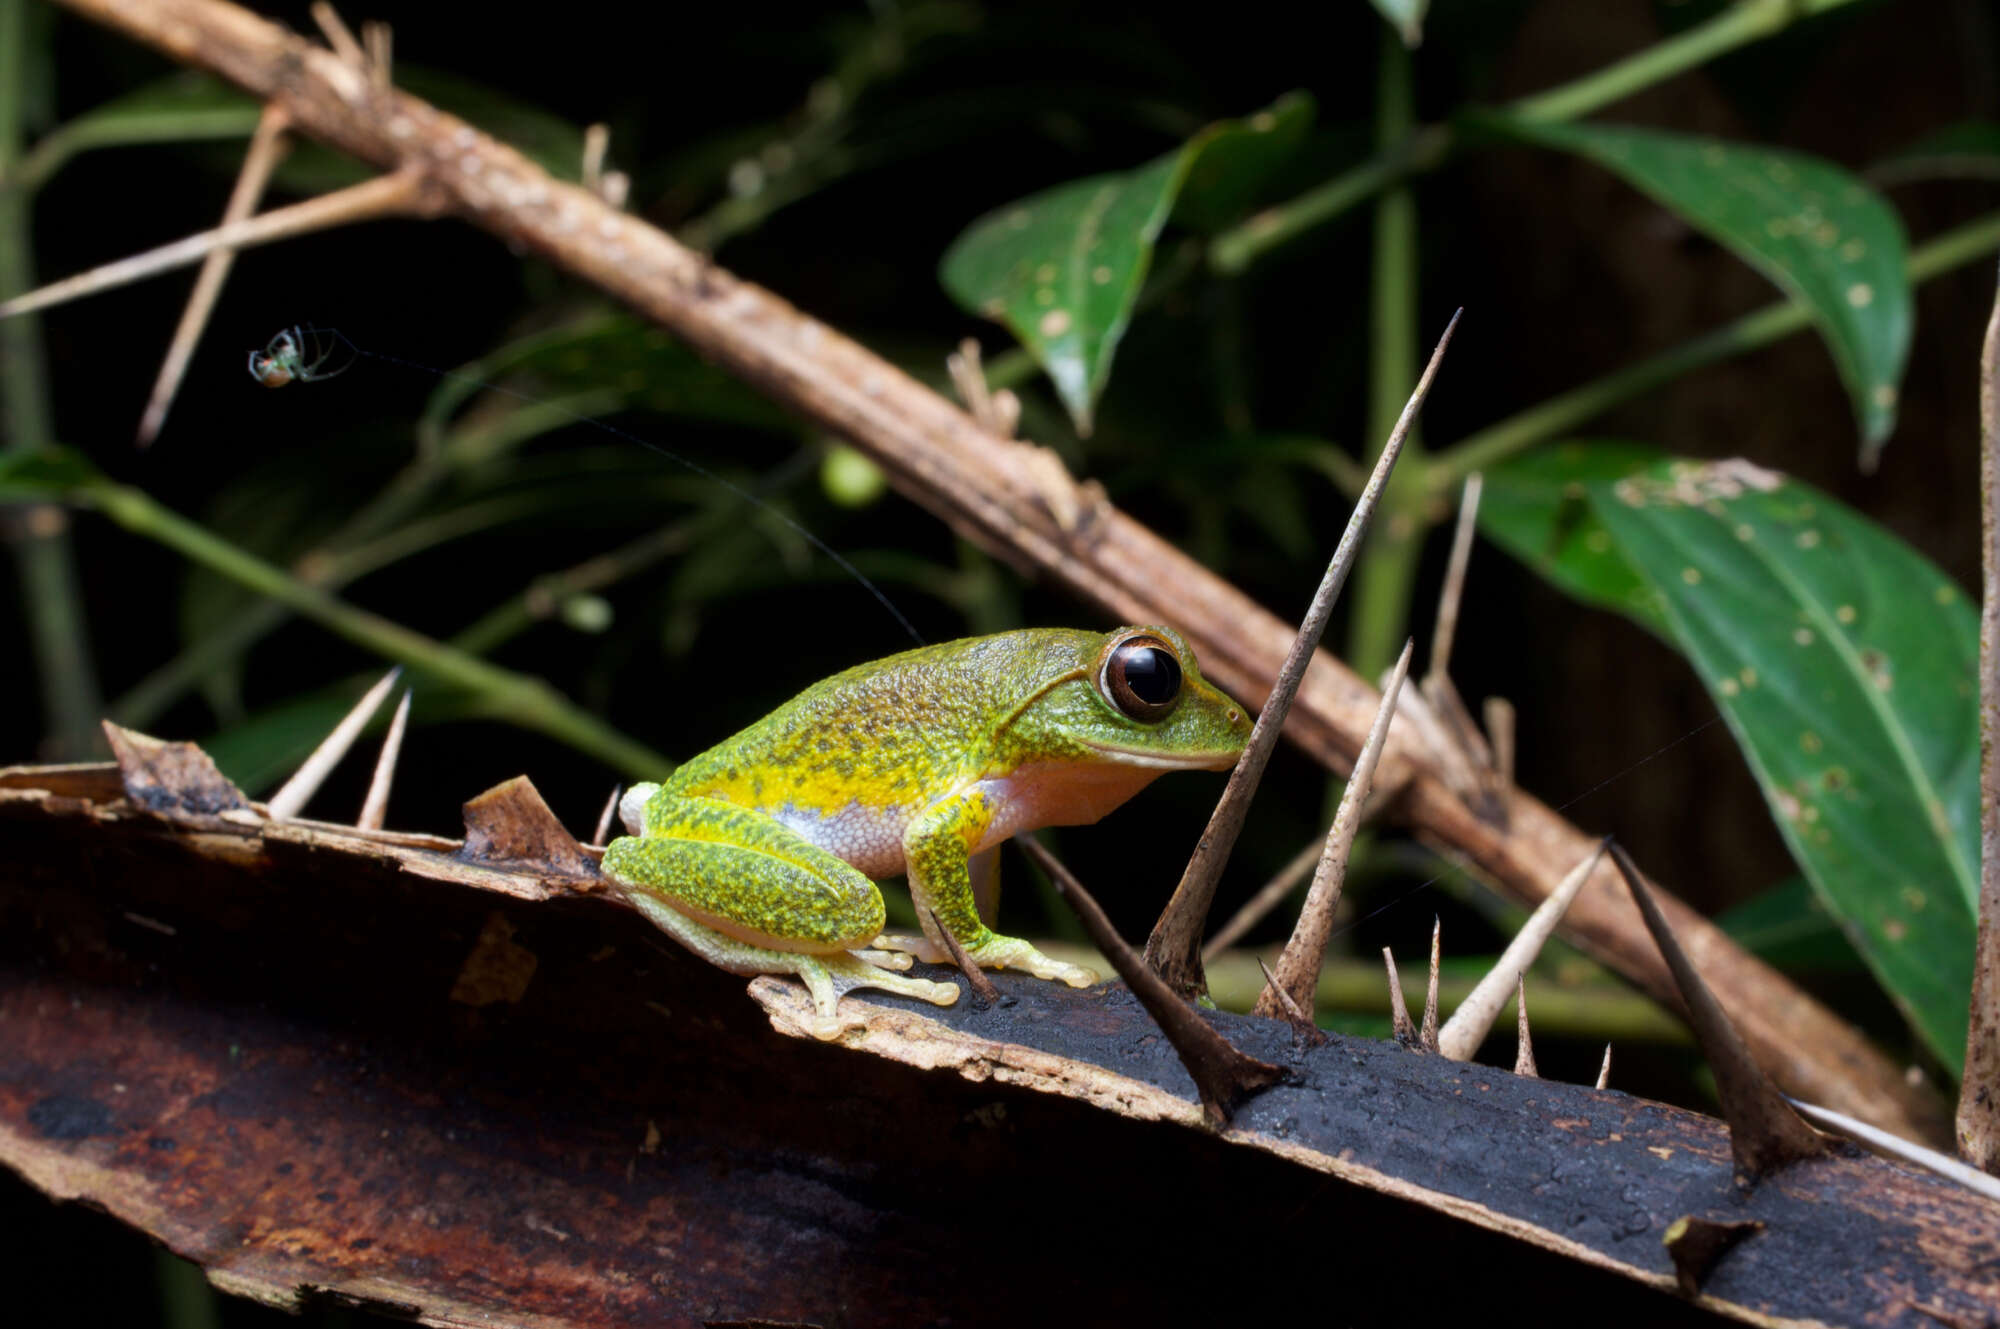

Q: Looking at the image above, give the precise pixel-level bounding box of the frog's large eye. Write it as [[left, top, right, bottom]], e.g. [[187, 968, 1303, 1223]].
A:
[[1099, 633, 1183, 722]]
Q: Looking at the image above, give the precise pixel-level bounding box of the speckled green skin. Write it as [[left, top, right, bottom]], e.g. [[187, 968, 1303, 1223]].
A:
[[601, 626, 1248, 1019]]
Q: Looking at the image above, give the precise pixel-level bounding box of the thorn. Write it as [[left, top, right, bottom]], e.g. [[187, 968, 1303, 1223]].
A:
[[1437, 839, 1607, 1060], [1425, 471, 1482, 688], [946, 338, 1016, 439], [1607, 842, 1829, 1179], [266, 669, 401, 822], [1512, 978, 1538, 1079], [1663, 1216, 1763, 1297], [0, 173, 426, 322], [1145, 310, 1461, 998], [926, 906, 1003, 1008], [1254, 956, 1323, 1043], [591, 784, 622, 847], [356, 688, 411, 831], [582, 124, 610, 195], [1596, 1043, 1613, 1091], [1253, 638, 1411, 1020], [1383, 947, 1418, 1049], [137, 103, 291, 447], [310, 2, 366, 66], [1020, 836, 1285, 1127], [1420, 917, 1441, 1053], [1484, 695, 1515, 796], [1202, 837, 1321, 961], [1785, 1097, 2000, 1203], [361, 19, 392, 90]]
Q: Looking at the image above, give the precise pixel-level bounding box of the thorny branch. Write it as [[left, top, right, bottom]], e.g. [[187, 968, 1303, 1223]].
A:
[[28, 0, 1946, 1143]]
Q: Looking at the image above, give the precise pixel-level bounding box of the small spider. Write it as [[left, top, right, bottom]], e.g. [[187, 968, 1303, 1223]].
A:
[[248, 325, 355, 387]]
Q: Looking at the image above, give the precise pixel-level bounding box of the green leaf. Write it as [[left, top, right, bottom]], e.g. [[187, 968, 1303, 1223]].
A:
[[1714, 876, 1865, 974], [1479, 441, 1668, 636], [1365, 0, 1427, 46], [1871, 121, 2000, 186], [1172, 91, 1315, 233], [940, 97, 1308, 433], [14, 74, 261, 192], [1491, 118, 1912, 460], [1590, 459, 1977, 1073], [0, 445, 107, 501]]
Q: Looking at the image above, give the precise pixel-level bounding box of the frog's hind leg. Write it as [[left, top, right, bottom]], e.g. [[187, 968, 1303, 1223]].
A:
[[603, 796, 959, 1032]]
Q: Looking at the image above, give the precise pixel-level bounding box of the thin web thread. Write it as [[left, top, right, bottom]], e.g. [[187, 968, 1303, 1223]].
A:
[[293, 325, 926, 646], [1326, 713, 1726, 942]]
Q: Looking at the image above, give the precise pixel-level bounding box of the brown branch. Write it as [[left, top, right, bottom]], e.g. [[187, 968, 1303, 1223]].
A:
[[0, 169, 432, 319], [40, 0, 1947, 1145], [1963, 273, 2000, 1171]]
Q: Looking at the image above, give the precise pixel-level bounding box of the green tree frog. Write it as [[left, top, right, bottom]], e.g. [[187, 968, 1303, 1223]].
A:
[[602, 626, 1249, 1032]]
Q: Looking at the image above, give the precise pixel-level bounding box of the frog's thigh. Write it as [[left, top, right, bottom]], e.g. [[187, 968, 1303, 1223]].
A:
[[604, 798, 885, 951]]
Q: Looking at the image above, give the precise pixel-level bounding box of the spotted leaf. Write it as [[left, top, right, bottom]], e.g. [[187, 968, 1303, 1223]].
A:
[[1478, 441, 1667, 637], [1492, 119, 1912, 464], [941, 97, 1309, 434], [1591, 459, 1977, 1074]]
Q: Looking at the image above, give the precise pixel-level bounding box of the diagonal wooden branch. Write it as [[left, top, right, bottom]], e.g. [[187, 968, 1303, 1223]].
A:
[[0, 169, 432, 320], [40, 0, 1946, 1145]]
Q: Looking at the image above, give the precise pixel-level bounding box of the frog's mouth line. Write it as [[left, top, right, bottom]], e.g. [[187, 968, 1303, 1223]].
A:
[[1080, 741, 1240, 771]]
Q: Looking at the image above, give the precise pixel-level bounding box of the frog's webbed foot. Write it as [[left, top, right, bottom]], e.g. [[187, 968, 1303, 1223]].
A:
[[960, 934, 1098, 988], [878, 929, 1098, 988], [793, 953, 960, 1038]]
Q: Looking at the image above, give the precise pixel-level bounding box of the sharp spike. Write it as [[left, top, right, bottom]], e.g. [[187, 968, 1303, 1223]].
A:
[[1438, 839, 1607, 1060], [1607, 841, 1829, 1179], [1512, 978, 1539, 1079], [355, 688, 411, 831], [266, 668, 401, 822], [1596, 1043, 1613, 1091], [1021, 836, 1285, 1126], [1425, 471, 1483, 687], [591, 784, 622, 847], [1254, 638, 1411, 1021], [1420, 918, 1441, 1053], [1143, 311, 1461, 998]]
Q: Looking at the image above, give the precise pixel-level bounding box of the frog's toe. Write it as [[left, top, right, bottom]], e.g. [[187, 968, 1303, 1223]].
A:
[[870, 932, 949, 964], [852, 946, 915, 971], [964, 935, 1098, 988], [822, 953, 962, 1010]]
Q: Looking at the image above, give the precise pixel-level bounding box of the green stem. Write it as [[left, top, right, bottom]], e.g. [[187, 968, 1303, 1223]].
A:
[[1209, 0, 1865, 274], [1346, 28, 1427, 680], [80, 479, 671, 778], [0, 0, 103, 757], [1508, 0, 1857, 124], [1432, 210, 2000, 487], [113, 389, 619, 727]]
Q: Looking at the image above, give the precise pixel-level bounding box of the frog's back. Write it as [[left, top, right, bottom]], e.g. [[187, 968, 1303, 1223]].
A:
[[664, 629, 1095, 820]]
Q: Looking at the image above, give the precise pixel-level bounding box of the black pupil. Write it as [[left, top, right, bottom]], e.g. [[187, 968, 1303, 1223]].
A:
[[1118, 645, 1181, 707]]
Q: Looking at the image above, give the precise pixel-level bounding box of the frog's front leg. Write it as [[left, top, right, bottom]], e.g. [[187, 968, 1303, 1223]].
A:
[[889, 790, 1098, 988], [601, 790, 959, 1033]]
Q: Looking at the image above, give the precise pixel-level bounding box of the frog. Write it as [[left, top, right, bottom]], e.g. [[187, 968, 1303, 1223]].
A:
[[601, 625, 1250, 1033]]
